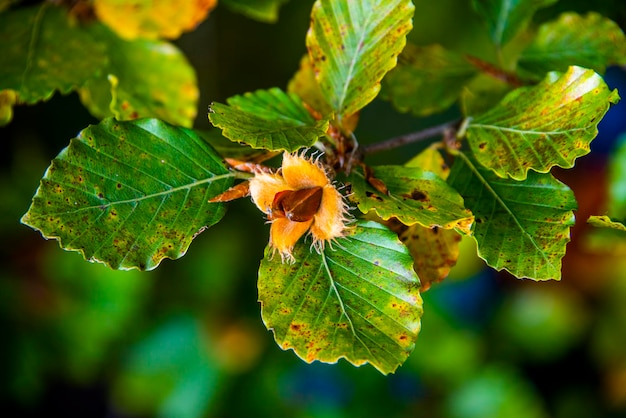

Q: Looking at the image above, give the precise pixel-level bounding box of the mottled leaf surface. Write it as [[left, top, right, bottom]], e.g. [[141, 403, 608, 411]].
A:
[[471, 0, 557, 48], [93, 0, 216, 40], [0, 4, 106, 103], [381, 43, 478, 117], [209, 88, 329, 152], [518, 12, 626, 79], [220, 0, 290, 23], [466, 66, 619, 180], [306, 0, 414, 119], [399, 147, 461, 289], [447, 152, 577, 280], [349, 166, 473, 234], [79, 24, 198, 127], [258, 221, 423, 374], [21, 118, 233, 271]]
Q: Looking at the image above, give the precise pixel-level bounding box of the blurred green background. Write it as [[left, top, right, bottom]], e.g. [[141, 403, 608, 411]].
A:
[[2, 0, 626, 417]]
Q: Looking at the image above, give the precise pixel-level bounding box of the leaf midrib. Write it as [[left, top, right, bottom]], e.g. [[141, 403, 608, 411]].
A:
[[35, 172, 235, 217], [469, 123, 589, 136], [459, 152, 557, 271]]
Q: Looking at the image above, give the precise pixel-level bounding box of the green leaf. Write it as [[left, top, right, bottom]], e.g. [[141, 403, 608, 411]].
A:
[[209, 88, 329, 152], [0, 4, 106, 103], [220, 0, 290, 23], [447, 152, 577, 280], [287, 54, 360, 134], [517, 12, 626, 80], [349, 166, 474, 234], [381, 43, 478, 117], [465, 66, 619, 180], [21, 118, 234, 271], [306, 0, 415, 120], [471, 0, 558, 49], [196, 128, 270, 162], [79, 23, 198, 128], [587, 216, 626, 232], [460, 73, 512, 116], [258, 220, 423, 374]]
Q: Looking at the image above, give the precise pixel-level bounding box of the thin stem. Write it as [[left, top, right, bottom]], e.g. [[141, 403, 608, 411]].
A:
[[363, 119, 460, 155], [464, 55, 525, 87]]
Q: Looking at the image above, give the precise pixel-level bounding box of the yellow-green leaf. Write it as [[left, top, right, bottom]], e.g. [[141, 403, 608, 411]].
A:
[[518, 12, 626, 80], [349, 165, 474, 234], [588, 216, 626, 232], [21, 118, 233, 271], [447, 152, 577, 280], [79, 23, 198, 127], [258, 220, 423, 374], [465, 66, 619, 180], [405, 144, 450, 179], [381, 43, 478, 117], [306, 0, 414, 121]]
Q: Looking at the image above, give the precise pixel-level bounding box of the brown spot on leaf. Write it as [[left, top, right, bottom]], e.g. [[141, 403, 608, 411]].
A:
[[402, 189, 428, 201], [366, 191, 383, 202]]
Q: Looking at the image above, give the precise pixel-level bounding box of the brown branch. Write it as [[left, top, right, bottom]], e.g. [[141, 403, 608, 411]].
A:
[[464, 55, 525, 87], [363, 119, 461, 155]]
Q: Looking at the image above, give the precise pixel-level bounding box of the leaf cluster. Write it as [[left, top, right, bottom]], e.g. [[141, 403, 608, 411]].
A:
[[14, 0, 624, 374]]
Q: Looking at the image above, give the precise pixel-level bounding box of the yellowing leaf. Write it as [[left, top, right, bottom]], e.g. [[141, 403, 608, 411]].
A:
[[466, 66, 620, 180], [350, 166, 474, 234], [287, 54, 360, 133], [588, 216, 626, 232], [405, 145, 450, 179], [0, 89, 16, 126], [388, 219, 462, 291], [93, 0, 216, 40]]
